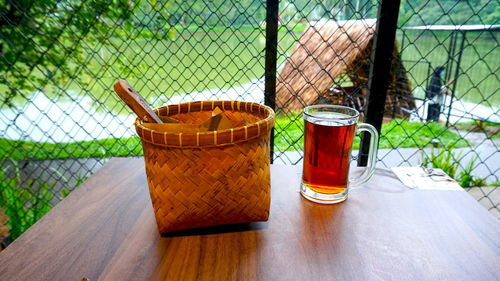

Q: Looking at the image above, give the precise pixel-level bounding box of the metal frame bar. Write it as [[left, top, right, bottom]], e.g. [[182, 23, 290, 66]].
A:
[[445, 32, 458, 83], [264, 0, 279, 162], [446, 31, 466, 126], [358, 0, 401, 166]]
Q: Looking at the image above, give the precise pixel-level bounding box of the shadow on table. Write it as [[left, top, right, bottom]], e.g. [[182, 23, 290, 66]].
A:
[[161, 221, 269, 237]]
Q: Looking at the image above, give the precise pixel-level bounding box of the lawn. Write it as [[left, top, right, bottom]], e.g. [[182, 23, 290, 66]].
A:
[[1, 118, 469, 161], [274, 116, 470, 152], [0, 137, 143, 160]]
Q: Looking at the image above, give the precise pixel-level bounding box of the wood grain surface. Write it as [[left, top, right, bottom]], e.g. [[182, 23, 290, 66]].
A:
[[0, 158, 498, 281]]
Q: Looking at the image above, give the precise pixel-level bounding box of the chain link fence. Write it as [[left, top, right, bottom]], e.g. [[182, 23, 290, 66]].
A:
[[393, 1, 499, 218], [0, 0, 498, 243], [0, 0, 268, 241], [274, 0, 499, 218]]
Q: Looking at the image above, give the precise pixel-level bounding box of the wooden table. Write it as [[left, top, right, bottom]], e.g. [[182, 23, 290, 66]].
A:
[[0, 158, 499, 281]]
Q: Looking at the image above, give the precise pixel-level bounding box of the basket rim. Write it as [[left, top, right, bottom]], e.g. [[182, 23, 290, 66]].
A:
[[134, 100, 275, 147]]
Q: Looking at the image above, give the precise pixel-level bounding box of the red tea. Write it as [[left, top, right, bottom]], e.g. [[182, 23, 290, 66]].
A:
[[302, 120, 356, 194]]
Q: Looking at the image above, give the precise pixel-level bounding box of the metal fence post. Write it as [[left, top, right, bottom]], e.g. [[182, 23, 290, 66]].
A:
[[264, 0, 279, 162], [358, 0, 401, 166], [446, 31, 466, 126]]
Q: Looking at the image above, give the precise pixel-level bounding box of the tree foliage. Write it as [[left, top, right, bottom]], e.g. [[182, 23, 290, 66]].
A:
[[0, 0, 136, 105]]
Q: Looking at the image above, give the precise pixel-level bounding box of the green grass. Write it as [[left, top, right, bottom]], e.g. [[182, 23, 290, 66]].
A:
[[0, 137, 143, 161], [379, 119, 470, 149], [1, 160, 55, 239], [454, 120, 500, 139], [174, 25, 264, 34], [455, 121, 500, 127], [173, 24, 306, 34], [0, 159, 88, 239], [423, 148, 487, 188], [1, 118, 470, 160], [274, 116, 470, 152]]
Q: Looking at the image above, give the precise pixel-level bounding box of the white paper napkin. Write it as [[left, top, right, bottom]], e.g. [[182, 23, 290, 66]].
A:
[[391, 167, 462, 191]]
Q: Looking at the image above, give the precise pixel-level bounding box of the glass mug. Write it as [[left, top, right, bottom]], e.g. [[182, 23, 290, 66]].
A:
[[301, 105, 379, 204]]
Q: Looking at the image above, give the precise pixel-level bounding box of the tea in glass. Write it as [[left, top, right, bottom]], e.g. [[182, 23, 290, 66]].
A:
[[301, 105, 379, 204]]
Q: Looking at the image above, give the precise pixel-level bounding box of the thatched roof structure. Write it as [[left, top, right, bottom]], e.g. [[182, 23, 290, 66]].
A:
[[276, 19, 415, 118]]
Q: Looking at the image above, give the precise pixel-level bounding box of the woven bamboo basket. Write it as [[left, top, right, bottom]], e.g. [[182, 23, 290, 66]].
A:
[[135, 100, 275, 234]]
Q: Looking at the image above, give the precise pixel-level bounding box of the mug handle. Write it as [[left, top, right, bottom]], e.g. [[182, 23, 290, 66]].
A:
[[350, 123, 379, 187]]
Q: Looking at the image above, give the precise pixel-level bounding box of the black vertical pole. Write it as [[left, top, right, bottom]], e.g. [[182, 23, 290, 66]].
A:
[[265, 0, 279, 163], [446, 31, 466, 126], [358, 0, 401, 166], [445, 32, 457, 83]]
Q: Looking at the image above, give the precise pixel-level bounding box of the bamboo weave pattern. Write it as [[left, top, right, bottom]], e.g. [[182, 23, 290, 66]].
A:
[[135, 101, 275, 233]]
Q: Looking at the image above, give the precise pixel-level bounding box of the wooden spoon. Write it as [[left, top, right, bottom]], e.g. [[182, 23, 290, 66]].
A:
[[113, 80, 233, 132], [113, 80, 178, 123]]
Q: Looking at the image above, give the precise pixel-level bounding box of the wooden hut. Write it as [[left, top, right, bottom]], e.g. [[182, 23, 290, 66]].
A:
[[276, 19, 415, 119]]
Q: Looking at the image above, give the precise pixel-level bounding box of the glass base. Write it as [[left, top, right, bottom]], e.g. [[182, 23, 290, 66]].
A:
[[300, 183, 348, 204]]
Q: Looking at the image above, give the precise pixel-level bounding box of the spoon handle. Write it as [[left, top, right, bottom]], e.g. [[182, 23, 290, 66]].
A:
[[114, 80, 175, 123]]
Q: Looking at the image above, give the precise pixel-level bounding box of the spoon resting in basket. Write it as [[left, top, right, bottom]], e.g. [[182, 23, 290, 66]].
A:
[[113, 80, 232, 132]]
